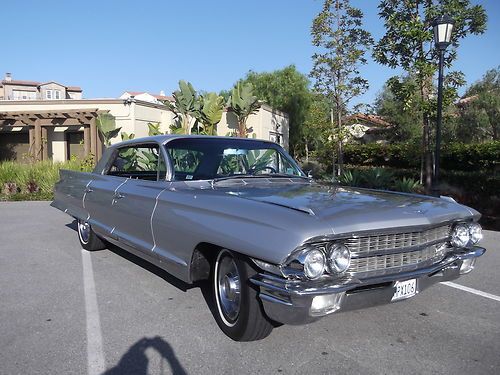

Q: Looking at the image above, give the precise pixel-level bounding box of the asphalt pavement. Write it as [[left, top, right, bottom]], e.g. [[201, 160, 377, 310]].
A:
[[1, 201, 499, 375]]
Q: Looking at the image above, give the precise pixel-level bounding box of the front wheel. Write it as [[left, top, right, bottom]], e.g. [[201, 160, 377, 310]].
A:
[[77, 220, 106, 251], [212, 249, 273, 341]]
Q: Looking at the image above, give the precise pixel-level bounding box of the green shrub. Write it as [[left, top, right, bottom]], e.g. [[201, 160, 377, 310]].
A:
[[338, 170, 363, 186], [0, 158, 93, 201], [393, 177, 422, 193], [317, 141, 500, 172], [361, 168, 394, 189], [300, 161, 325, 179]]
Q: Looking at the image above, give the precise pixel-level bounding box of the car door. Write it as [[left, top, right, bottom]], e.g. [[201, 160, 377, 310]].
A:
[[110, 143, 170, 256], [84, 165, 128, 239]]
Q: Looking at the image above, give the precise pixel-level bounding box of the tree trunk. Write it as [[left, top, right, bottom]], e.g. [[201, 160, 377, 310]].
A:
[[238, 119, 246, 138], [336, 101, 343, 176], [330, 108, 336, 177]]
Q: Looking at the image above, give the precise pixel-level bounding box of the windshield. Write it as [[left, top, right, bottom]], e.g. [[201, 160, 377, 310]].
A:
[[164, 138, 305, 181]]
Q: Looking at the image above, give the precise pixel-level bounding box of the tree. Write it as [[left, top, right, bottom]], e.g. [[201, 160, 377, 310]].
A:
[[456, 66, 499, 142], [96, 113, 121, 146], [240, 65, 312, 157], [302, 93, 331, 161], [166, 80, 200, 135], [374, 77, 422, 142], [373, 0, 487, 190], [310, 0, 373, 175], [227, 82, 261, 138], [198, 92, 225, 136]]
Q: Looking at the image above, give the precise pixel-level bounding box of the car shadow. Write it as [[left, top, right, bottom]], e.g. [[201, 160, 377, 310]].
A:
[[103, 336, 187, 375]]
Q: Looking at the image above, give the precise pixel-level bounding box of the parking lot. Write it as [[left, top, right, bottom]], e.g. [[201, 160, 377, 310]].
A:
[[1, 201, 499, 375]]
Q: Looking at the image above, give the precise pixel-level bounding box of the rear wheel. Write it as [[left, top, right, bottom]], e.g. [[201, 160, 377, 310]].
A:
[[77, 220, 106, 251], [212, 249, 273, 341]]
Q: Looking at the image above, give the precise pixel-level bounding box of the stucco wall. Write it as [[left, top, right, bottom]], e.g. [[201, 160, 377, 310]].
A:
[[216, 105, 289, 149], [0, 99, 289, 162]]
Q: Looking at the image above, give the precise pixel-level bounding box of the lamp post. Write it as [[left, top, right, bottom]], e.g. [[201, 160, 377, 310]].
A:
[[432, 15, 454, 196]]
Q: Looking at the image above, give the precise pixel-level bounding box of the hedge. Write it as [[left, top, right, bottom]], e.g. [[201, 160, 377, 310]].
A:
[[317, 141, 500, 172], [0, 158, 93, 201]]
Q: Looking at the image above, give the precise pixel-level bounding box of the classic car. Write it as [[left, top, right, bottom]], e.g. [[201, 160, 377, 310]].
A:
[[52, 135, 485, 341]]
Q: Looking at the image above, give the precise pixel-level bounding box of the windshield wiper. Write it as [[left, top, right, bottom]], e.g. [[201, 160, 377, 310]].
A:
[[256, 173, 310, 180], [212, 174, 264, 183], [212, 173, 310, 183]]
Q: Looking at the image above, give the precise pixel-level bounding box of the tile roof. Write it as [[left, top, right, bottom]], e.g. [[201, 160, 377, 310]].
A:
[[1, 79, 82, 92], [124, 91, 174, 102], [346, 113, 393, 128]]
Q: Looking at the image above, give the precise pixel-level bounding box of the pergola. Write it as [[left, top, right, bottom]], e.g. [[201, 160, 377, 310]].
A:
[[0, 109, 108, 161]]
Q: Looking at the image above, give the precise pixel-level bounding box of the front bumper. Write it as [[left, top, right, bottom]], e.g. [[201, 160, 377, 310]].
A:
[[251, 246, 485, 325]]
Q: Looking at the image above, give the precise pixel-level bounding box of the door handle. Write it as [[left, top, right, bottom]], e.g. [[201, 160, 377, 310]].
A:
[[113, 192, 125, 200], [84, 187, 93, 193]]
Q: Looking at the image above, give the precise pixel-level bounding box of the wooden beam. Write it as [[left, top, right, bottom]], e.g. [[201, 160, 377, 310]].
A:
[[0, 109, 100, 117], [28, 126, 35, 158], [96, 132, 103, 161], [41, 126, 48, 160], [34, 119, 42, 161], [83, 125, 90, 156], [90, 117, 97, 158]]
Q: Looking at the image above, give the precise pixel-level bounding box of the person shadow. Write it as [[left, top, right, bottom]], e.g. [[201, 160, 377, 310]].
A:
[[103, 336, 187, 375]]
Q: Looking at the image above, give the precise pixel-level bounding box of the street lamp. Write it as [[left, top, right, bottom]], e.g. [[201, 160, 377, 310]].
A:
[[432, 15, 454, 196]]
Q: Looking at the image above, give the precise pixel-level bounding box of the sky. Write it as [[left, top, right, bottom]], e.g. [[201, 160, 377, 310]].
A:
[[3, 0, 499, 108]]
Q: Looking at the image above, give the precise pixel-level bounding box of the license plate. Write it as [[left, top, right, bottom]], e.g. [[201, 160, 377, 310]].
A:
[[392, 279, 417, 301]]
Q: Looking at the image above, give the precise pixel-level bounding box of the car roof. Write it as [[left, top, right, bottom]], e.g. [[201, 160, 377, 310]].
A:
[[109, 134, 278, 149]]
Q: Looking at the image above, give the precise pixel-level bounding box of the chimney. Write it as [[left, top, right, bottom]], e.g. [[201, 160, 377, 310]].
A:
[[5, 72, 12, 82]]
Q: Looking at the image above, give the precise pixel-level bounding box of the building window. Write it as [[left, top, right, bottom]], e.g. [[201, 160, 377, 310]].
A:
[[12, 90, 36, 100], [45, 89, 62, 99]]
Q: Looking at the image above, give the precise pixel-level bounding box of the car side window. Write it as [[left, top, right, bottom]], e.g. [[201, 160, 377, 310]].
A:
[[108, 144, 166, 181], [167, 148, 203, 180]]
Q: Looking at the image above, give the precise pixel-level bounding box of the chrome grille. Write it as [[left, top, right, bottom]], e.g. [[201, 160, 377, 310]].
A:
[[345, 225, 452, 277], [345, 225, 451, 255], [348, 243, 448, 275]]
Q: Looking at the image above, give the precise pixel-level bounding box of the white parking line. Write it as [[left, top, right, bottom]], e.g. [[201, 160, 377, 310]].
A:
[[82, 250, 106, 375], [442, 281, 500, 302]]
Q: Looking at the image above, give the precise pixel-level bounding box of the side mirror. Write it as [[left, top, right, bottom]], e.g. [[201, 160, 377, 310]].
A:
[[306, 170, 313, 179]]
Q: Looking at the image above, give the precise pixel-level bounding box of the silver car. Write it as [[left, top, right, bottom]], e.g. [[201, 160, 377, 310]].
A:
[[52, 135, 485, 341]]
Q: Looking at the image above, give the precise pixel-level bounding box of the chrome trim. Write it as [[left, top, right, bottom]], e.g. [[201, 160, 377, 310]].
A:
[[302, 220, 467, 246], [345, 225, 451, 257], [347, 243, 449, 277], [252, 246, 485, 325]]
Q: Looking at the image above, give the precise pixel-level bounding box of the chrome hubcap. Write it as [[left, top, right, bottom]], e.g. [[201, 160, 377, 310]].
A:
[[78, 221, 90, 243], [217, 254, 241, 323]]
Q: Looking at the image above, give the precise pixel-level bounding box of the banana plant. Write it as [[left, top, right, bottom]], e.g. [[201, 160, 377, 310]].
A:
[[96, 113, 121, 146], [199, 93, 225, 135], [167, 80, 200, 135], [120, 132, 135, 141], [147, 122, 163, 136], [228, 82, 261, 138]]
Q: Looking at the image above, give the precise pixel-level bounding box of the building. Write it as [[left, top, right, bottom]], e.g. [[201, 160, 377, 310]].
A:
[[119, 91, 174, 104], [0, 86, 289, 162], [0, 98, 174, 162], [344, 113, 393, 144], [0, 73, 82, 101]]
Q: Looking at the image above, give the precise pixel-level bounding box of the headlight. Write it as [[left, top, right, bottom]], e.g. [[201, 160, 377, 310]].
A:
[[451, 223, 470, 247], [327, 243, 351, 273], [469, 223, 483, 244], [303, 249, 326, 279]]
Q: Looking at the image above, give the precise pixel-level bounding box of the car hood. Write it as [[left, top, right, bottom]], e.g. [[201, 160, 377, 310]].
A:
[[218, 181, 478, 235]]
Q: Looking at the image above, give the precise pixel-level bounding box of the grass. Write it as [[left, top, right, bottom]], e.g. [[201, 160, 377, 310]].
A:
[[0, 158, 93, 201]]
